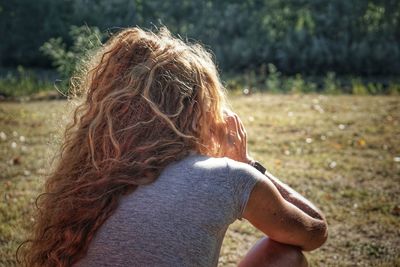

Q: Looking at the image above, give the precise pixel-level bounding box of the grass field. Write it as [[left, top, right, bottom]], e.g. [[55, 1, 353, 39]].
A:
[[1, 94, 399, 266]]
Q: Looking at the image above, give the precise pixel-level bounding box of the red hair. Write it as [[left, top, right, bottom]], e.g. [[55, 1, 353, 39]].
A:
[[18, 27, 229, 266]]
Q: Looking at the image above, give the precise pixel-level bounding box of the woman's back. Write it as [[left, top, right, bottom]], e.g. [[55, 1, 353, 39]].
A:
[[75, 154, 261, 267]]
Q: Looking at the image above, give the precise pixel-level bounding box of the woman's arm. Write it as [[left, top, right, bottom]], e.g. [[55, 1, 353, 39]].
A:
[[242, 177, 328, 251], [262, 169, 325, 221], [223, 111, 328, 251]]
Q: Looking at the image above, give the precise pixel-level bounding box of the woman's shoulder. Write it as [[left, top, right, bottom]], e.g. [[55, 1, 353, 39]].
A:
[[176, 153, 259, 179], [178, 153, 241, 169]]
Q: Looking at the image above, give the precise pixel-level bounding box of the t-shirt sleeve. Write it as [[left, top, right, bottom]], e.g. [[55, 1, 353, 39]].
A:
[[225, 158, 266, 221]]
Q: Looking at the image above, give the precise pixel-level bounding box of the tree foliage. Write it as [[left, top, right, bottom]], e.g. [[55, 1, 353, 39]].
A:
[[1, 0, 399, 75], [40, 26, 104, 82]]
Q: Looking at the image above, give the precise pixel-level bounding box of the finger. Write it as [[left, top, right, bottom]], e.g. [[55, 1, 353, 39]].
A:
[[225, 119, 237, 144], [234, 115, 249, 156], [234, 114, 244, 132], [234, 114, 246, 135], [233, 114, 244, 142], [224, 114, 234, 127], [225, 113, 238, 131], [238, 118, 247, 142], [232, 115, 242, 142], [238, 125, 247, 143]]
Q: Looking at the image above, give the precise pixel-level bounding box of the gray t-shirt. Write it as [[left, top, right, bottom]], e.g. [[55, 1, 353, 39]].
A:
[[75, 154, 264, 267]]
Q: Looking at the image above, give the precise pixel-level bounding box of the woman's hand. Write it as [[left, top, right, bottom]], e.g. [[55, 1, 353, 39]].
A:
[[223, 109, 253, 164]]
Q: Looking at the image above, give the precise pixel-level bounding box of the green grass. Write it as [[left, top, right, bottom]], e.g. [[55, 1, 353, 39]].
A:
[[1, 94, 399, 266]]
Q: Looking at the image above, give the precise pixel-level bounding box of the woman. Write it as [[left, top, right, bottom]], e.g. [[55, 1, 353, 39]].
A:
[[19, 27, 327, 267]]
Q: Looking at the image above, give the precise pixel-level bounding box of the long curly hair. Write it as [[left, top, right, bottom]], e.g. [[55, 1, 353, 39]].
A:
[[18, 27, 229, 266]]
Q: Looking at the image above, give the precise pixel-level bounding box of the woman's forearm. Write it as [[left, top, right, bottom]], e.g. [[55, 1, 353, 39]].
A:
[[263, 170, 325, 221]]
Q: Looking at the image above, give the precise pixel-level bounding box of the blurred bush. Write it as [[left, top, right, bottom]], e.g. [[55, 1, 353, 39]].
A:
[[0, 66, 53, 98], [40, 26, 104, 95]]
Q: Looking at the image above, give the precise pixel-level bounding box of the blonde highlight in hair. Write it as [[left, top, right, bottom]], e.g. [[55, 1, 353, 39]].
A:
[[18, 27, 229, 266]]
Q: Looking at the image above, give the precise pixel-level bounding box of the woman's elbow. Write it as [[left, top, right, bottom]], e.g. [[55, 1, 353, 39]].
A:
[[302, 220, 328, 251]]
